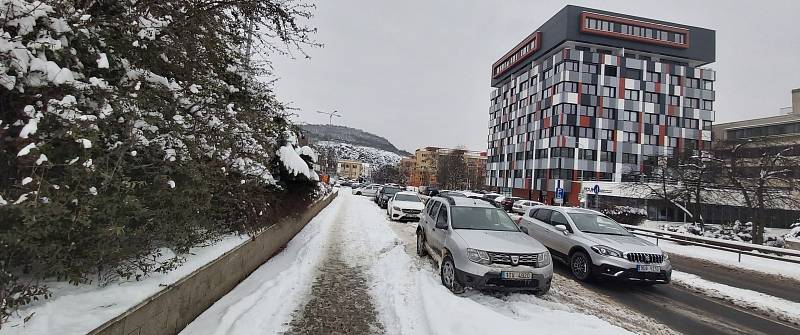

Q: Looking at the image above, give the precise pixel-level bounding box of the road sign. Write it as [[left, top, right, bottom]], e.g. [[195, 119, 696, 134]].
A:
[[592, 184, 601, 195], [555, 187, 564, 204]]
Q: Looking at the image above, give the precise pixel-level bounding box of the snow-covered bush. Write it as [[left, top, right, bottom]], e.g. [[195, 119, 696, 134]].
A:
[[0, 0, 317, 323], [785, 221, 800, 242], [600, 205, 647, 225]]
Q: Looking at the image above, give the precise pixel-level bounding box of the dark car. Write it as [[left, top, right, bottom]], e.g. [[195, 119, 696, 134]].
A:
[[500, 196, 522, 212], [377, 185, 403, 208], [424, 187, 439, 196]]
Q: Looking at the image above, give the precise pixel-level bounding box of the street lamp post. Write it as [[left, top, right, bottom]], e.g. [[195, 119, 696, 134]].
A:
[[316, 110, 341, 125]]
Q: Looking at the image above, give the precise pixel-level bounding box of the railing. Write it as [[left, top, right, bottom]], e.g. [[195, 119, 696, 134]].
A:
[[622, 224, 800, 265]]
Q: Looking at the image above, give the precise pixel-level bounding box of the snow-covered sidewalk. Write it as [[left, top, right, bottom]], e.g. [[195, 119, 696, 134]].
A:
[[184, 192, 647, 334]]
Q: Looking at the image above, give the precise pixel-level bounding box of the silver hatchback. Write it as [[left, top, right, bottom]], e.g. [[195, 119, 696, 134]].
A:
[[519, 206, 671, 284]]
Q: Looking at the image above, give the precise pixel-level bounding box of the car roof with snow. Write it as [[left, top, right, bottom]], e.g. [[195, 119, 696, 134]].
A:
[[394, 191, 418, 196], [432, 196, 496, 208], [536, 206, 604, 215]]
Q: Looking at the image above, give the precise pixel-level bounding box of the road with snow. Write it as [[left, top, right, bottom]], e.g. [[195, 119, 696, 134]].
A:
[[182, 190, 800, 335]]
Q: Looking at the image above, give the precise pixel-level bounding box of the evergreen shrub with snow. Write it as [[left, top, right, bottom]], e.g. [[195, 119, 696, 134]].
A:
[[0, 0, 318, 324], [599, 205, 647, 225]]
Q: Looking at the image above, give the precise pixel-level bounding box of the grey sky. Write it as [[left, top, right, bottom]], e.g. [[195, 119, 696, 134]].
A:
[[271, 0, 800, 153]]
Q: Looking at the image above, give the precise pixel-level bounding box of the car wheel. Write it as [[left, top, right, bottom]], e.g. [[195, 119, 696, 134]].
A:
[[570, 251, 593, 282], [416, 231, 427, 257], [441, 255, 465, 294]]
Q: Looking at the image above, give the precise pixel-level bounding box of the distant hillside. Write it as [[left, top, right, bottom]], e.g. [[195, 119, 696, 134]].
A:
[[300, 124, 411, 156], [315, 141, 403, 168]]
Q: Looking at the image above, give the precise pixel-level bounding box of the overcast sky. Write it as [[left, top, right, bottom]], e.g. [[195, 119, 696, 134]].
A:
[[270, 0, 800, 153]]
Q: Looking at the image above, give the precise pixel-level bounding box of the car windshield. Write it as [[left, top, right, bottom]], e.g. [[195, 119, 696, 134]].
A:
[[568, 213, 631, 236], [394, 194, 420, 202], [383, 187, 402, 194], [450, 207, 520, 232]]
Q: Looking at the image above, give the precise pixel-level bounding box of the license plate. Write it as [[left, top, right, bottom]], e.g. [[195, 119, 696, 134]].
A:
[[501, 271, 533, 280], [637, 265, 661, 273]]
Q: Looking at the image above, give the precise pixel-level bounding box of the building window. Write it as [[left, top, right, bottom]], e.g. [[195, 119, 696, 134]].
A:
[[578, 149, 597, 160], [646, 71, 661, 83], [624, 89, 640, 101], [600, 151, 616, 162], [702, 100, 713, 110], [685, 97, 700, 108], [600, 108, 617, 119], [604, 65, 618, 77], [670, 75, 681, 86], [578, 127, 596, 138], [623, 110, 639, 122], [644, 92, 661, 104], [686, 78, 700, 88], [551, 147, 575, 158], [564, 60, 579, 72], [666, 137, 678, 147], [683, 118, 699, 129], [582, 63, 598, 74], [644, 113, 660, 124], [702, 120, 713, 130], [581, 83, 597, 95], [553, 103, 577, 115], [624, 68, 642, 80], [602, 86, 616, 98], [703, 80, 714, 90], [623, 131, 639, 143], [622, 153, 639, 164], [579, 105, 596, 117], [643, 134, 659, 145], [599, 129, 615, 140], [554, 82, 578, 94], [667, 116, 680, 127], [668, 95, 680, 106], [535, 148, 548, 158], [541, 87, 552, 99]]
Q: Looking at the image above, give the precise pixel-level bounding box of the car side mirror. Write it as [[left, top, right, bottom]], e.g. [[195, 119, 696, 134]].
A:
[[555, 225, 569, 234]]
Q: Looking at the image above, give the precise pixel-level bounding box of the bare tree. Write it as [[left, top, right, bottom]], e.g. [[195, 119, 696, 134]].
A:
[[714, 137, 800, 244]]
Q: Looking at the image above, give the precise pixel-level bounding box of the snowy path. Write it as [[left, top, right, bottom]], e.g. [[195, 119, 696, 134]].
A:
[[183, 191, 675, 335]]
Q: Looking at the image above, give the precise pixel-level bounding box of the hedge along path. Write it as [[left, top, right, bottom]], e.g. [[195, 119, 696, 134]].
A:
[[287, 205, 384, 335]]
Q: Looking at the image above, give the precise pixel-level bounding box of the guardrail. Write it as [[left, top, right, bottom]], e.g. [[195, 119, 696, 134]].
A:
[[622, 224, 800, 265]]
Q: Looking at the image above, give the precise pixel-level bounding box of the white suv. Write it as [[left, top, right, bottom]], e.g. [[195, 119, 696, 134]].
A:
[[519, 206, 671, 284], [416, 196, 553, 295]]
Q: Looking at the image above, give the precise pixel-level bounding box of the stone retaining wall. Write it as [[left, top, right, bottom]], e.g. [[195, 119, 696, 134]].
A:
[[89, 191, 338, 335]]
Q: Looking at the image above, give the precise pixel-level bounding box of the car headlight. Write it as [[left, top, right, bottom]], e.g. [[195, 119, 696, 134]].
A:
[[466, 248, 491, 265], [591, 245, 624, 258], [663, 252, 669, 261], [392, 206, 401, 211], [535, 251, 551, 268]]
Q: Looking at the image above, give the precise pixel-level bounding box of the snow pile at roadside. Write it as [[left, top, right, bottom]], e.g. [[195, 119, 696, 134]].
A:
[[2, 235, 249, 335], [640, 236, 800, 280], [340, 195, 632, 335], [785, 222, 800, 242], [179, 195, 342, 335], [672, 271, 800, 325]]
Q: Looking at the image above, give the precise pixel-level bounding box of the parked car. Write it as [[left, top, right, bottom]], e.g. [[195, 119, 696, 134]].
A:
[[416, 196, 553, 295], [518, 206, 671, 284], [512, 200, 544, 215], [499, 196, 521, 212], [421, 187, 439, 196], [353, 184, 380, 197], [387, 191, 425, 221], [377, 185, 403, 208]]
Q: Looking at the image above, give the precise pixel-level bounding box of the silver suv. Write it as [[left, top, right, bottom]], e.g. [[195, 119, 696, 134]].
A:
[[416, 196, 553, 295], [519, 206, 671, 284]]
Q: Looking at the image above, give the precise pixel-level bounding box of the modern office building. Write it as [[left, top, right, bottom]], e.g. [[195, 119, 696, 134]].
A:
[[486, 5, 716, 206], [712, 89, 800, 142]]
